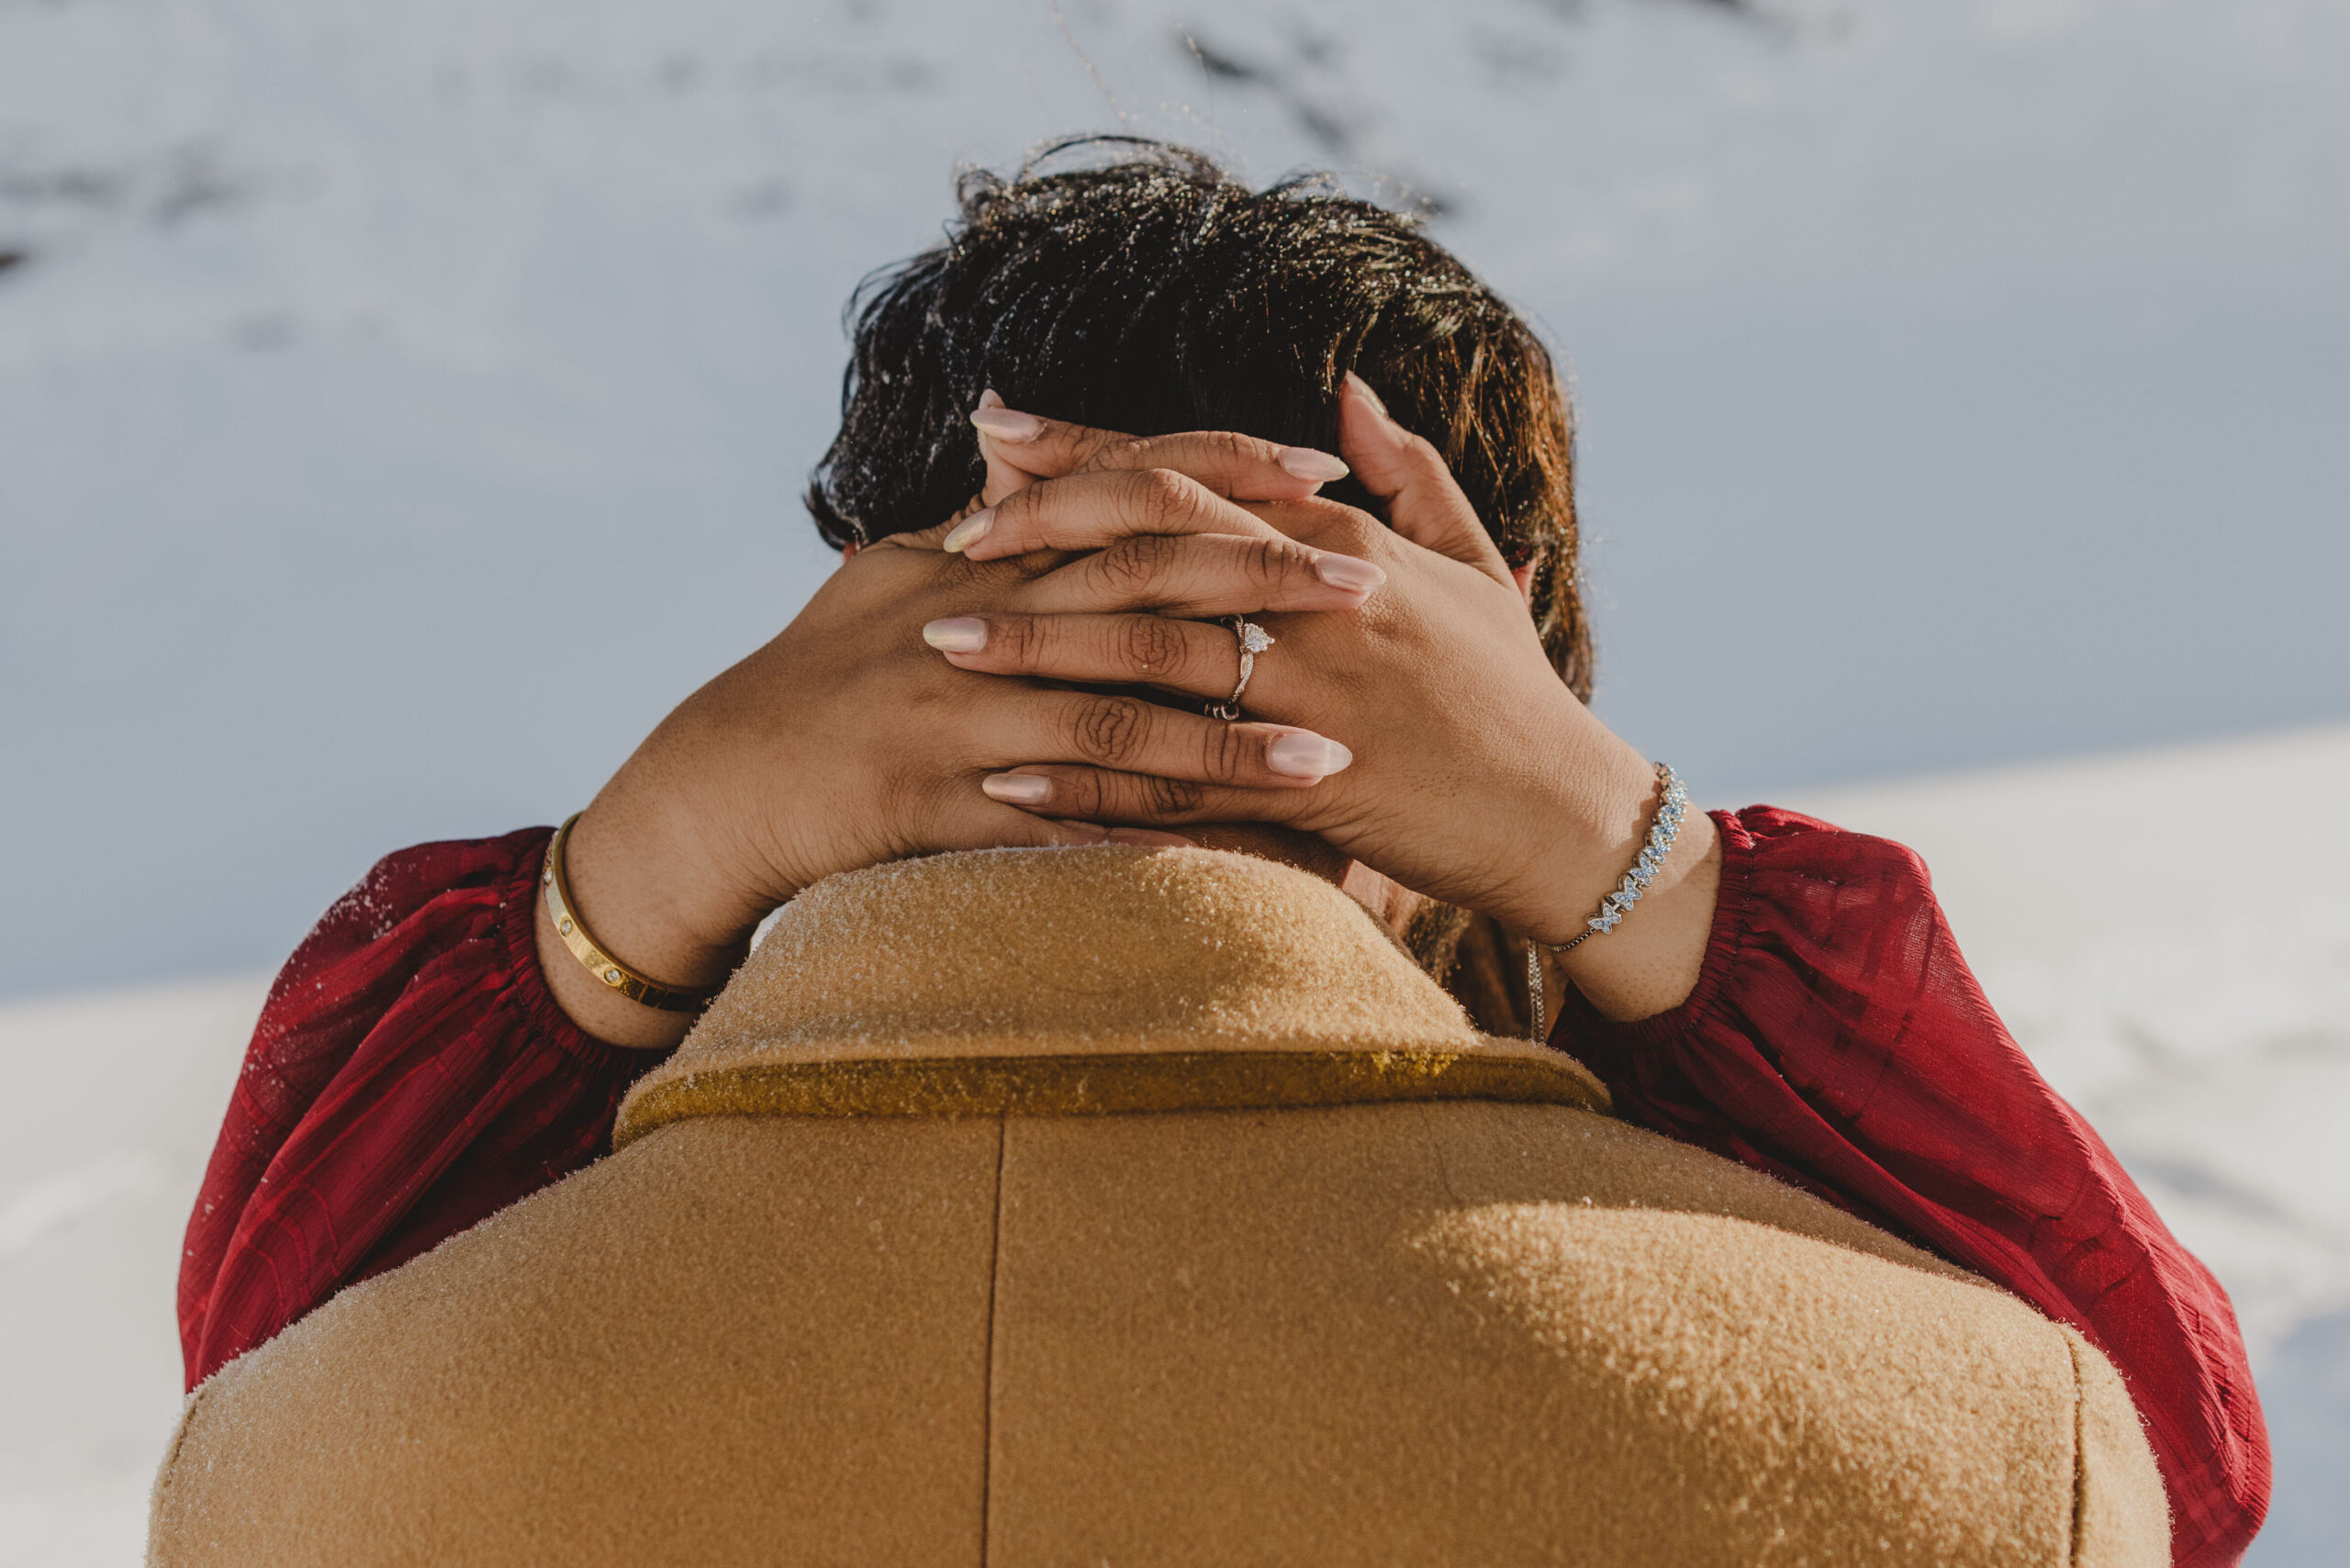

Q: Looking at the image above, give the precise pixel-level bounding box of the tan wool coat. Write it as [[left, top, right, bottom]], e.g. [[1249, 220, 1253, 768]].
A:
[[150, 846, 2169, 1567]]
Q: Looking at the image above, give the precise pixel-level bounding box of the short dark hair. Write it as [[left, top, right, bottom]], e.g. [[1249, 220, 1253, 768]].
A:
[[806, 136, 1591, 700]]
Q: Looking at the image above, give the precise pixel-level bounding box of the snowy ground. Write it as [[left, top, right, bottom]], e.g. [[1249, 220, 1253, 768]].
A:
[[1, 976, 266, 1567], [3, 723, 2346, 1565]]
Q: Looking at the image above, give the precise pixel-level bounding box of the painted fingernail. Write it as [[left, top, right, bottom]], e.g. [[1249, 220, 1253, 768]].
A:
[[1313, 553, 1387, 592], [943, 507, 995, 553], [981, 772, 1054, 804], [970, 406, 1046, 442], [1266, 731, 1354, 778], [1278, 446, 1349, 482], [922, 617, 988, 653], [1345, 371, 1391, 418]]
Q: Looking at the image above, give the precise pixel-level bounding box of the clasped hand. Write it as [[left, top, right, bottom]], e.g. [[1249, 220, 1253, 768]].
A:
[[933, 376, 1669, 946], [554, 377, 1714, 1048]]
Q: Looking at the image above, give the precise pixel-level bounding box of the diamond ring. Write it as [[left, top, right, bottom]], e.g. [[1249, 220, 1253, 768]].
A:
[[1203, 617, 1274, 720]]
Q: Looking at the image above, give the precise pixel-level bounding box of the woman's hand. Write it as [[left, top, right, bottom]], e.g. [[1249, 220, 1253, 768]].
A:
[[543, 433, 1380, 1047], [937, 377, 1721, 1020]]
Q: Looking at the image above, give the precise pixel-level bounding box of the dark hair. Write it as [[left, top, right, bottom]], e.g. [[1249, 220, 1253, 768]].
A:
[[806, 136, 1591, 700]]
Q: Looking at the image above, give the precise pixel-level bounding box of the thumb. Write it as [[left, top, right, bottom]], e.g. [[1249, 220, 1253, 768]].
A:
[[976, 387, 1041, 505], [1337, 374, 1508, 577]]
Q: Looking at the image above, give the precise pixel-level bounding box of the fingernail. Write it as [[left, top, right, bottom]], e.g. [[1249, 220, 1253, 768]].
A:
[[1345, 372, 1390, 418], [979, 387, 1006, 409], [981, 773, 1054, 804], [1266, 731, 1353, 778], [1313, 553, 1387, 592], [1278, 446, 1349, 482], [970, 406, 1046, 442], [943, 507, 994, 553], [922, 617, 988, 653]]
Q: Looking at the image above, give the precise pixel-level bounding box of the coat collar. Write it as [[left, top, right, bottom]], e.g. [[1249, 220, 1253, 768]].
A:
[[614, 847, 1606, 1145]]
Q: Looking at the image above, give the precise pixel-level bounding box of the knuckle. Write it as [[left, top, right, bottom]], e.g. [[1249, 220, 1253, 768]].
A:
[[1317, 507, 1383, 556], [996, 615, 1044, 665], [1201, 719, 1254, 781], [1204, 430, 1255, 475], [991, 483, 1040, 535], [905, 677, 962, 722], [1133, 466, 1201, 525], [1141, 465, 1191, 505], [1117, 614, 1185, 678], [1060, 771, 1109, 818], [1071, 694, 1151, 767], [1246, 536, 1307, 589], [894, 769, 960, 832], [1143, 774, 1205, 815], [1086, 436, 1151, 473], [1096, 532, 1179, 596]]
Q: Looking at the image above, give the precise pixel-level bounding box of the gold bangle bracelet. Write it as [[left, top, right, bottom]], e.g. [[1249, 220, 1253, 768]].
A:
[[540, 813, 720, 1014]]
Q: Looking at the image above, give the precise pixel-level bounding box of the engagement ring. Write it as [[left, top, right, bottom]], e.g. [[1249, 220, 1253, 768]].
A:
[[1204, 617, 1274, 720]]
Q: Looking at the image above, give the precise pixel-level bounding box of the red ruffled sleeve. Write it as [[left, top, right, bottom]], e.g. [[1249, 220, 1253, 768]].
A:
[[1558, 806, 2268, 1568], [178, 826, 665, 1390]]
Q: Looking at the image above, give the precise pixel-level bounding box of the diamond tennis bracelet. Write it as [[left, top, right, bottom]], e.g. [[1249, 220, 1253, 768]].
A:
[[1528, 762, 1689, 1042]]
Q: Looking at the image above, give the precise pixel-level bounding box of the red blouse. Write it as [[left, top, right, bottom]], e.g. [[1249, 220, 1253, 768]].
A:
[[179, 812, 2268, 1566]]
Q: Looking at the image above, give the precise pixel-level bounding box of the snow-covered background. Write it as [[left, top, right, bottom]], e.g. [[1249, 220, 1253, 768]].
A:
[[3, 0, 2344, 1561]]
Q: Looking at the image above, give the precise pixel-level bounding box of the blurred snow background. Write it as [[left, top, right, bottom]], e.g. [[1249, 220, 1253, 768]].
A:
[[1, 0, 2344, 1561]]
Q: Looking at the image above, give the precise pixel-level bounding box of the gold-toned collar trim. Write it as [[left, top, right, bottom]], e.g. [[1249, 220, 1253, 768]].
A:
[[616, 1044, 1607, 1147]]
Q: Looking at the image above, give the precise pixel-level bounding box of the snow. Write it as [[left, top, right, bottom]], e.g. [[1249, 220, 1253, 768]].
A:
[[0, 976, 266, 1568], [3, 726, 2346, 1562]]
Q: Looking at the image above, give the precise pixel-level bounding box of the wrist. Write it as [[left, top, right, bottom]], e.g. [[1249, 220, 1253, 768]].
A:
[[1497, 717, 1721, 1025], [1552, 809, 1720, 1023], [1513, 725, 1673, 949], [533, 883, 711, 1051], [564, 793, 766, 985], [532, 783, 769, 1049]]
